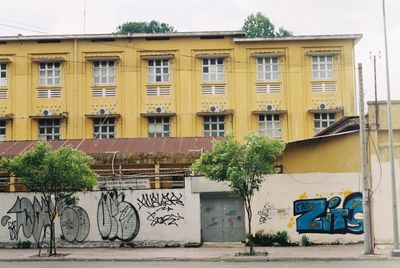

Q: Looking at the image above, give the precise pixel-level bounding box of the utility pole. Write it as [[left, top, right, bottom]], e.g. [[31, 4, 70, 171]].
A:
[[370, 52, 380, 129], [358, 63, 374, 254], [382, 0, 400, 256]]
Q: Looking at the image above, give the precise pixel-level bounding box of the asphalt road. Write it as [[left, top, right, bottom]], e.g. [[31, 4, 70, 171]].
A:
[[0, 261, 399, 268]]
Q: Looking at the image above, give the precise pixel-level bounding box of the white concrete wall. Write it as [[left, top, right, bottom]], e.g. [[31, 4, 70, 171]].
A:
[[252, 173, 364, 244], [370, 154, 400, 243], [0, 185, 202, 246]]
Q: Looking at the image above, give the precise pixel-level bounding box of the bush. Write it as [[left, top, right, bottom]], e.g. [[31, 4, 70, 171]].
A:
[[301, 235, 312, 246], [17, 240, 32, 248], [253, 230, 290, 246], [254, 230, 274, 246], [275, 231, 289, 246]]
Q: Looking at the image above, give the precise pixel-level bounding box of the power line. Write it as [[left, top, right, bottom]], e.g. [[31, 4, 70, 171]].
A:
[[0, 17, 50, 31]]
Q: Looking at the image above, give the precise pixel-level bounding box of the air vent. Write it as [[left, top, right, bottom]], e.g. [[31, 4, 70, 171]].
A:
[[99, 108, 109, 115], [145, 37, 170, 41], [37, 39, 61, 43], [266, 104, 276, 111], [319, 103, 329, 110], [209, 106, 220, 113], [155, 107, 165, 113], [42, 109, 52, 116], [200, 36, 224, 40], [91, 38, 115, 42]]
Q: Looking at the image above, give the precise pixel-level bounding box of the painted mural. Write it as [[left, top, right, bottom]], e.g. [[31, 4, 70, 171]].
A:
[[293, 192, 363, 234]]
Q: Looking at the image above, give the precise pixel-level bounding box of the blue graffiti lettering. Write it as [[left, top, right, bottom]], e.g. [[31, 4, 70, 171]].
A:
[[293, 192, 363, 234]]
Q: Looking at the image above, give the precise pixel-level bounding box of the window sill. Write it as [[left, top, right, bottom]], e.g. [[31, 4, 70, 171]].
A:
[[92, 84, 117, 88], [37, 85, 62, 89], [201, 82, 226, 86], [255, 81, 281, 85], [146, 83, 171, 87], [310, 80, 336, 83]]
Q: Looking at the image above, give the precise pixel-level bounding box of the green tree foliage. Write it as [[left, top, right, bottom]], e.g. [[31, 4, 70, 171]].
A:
[[116, 20, 175, 34], [242, 12, 293, 38], [191, 133, 285, 254], [1, 141, 97, 256]]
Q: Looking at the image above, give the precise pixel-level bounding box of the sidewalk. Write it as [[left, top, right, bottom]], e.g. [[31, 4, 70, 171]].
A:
[[0, 244, 397, 262]]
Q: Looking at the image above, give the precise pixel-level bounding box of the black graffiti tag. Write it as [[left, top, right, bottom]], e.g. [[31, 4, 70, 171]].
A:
[[97, 191, 140, 241], [137, 192, 184, 210]]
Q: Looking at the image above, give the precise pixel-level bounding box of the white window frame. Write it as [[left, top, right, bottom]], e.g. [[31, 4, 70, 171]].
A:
[[203, 115, 225, 137], [259, 114, 281, 139], [314, 113, 335, 133], [93, 61, 115, 85], [0, 120, 6, 141], [202, 58, 224, 82], [148, 117, 170, 137], [257, 57, 279, 81], [148, 59, 169, 83], [38, 119, 60, 140], [39, 62, 61, 86], [0, 64, 7, 87], [93, 117, 115, 139], [312, 55, 334, 80]]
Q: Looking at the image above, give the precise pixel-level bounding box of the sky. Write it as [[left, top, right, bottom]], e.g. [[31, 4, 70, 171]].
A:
[[1, 0, 399, 102]]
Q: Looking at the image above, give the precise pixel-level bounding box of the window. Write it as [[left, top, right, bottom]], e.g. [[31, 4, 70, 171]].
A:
[[259, 114, 281, 138], [93, 118, 115, 139], [148, 59, 169, 83], [39, 62, 61, 86], [148, 117, 170, 137], [0, 120, 5, 141], [93, 61, 115, 85], [312, 56, 334, 80], [38, 119, 60, 140], [202, 58, 224, 82], [257, 57, 279, 81], [314, 113, 335, 133], [203, 115, 225, 137], [0, 64, 7, 87]]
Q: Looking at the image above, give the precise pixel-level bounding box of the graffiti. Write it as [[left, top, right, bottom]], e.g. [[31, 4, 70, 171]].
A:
[[137, 192, 184, 227], [227, 216, 242, 230], [293, 192, 363, 234], [97, 191, 140, 241], [137, 192, 183, 210], [147, 210, 184, 226], [1, 196, 91, 243], [60, 206, 90, 242], [258, 203, 276, 224], [1, 196, 51, 242], [207, 217, 219, 228]]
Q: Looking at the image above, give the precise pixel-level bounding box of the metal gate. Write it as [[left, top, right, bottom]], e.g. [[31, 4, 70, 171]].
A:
[[201, 193, 245, 242]]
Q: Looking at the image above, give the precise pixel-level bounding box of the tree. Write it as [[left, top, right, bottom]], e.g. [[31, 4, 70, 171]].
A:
[[191, 133, 285, 255], [116, 20, 175, 34], [1, 141, 97, 256], [242, 12, 293, 38]]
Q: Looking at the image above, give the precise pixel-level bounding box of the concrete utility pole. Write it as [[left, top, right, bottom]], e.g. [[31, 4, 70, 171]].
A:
[[382, 0, 400, 256], [370, 52, 380, 129], [358, 63, 374, 254]]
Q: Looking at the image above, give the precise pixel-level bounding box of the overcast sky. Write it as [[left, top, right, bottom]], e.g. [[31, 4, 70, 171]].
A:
[[1, 0, 399, 101]]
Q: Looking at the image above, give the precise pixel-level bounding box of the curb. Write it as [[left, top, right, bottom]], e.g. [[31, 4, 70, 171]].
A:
[[0, 256, 394, 262]]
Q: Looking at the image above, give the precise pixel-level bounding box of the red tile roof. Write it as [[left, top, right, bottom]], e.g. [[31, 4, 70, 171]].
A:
[[0, 137, 217, 157]]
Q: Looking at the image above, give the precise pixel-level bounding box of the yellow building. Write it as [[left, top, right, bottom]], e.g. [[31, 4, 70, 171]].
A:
[[0, 31, 361, 141]]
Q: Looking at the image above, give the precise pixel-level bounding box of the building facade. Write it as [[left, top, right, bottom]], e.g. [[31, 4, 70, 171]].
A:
[[0, 31, 360, 141]]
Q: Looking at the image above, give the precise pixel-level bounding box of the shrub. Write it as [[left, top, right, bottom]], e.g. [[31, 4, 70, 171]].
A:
[[274, 231, 289, 246], [301, 235, 312, 246], [17, 240, 32, 248], [254, 230, 274, 246]]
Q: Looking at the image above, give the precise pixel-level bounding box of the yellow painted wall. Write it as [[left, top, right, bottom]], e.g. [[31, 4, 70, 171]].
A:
[[0, 34, 358, 141], [281, 131, 360, 173]]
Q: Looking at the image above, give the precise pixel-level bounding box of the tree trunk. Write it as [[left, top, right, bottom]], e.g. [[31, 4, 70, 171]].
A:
[[245, 198, 254, 255], [48, 221, 53, 256]]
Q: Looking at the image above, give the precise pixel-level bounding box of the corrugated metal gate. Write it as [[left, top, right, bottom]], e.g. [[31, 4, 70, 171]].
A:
[[201, 193, 245, 242]]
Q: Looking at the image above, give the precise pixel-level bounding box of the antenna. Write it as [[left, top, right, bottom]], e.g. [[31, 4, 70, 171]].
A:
[[83, 0, 86, 34]]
